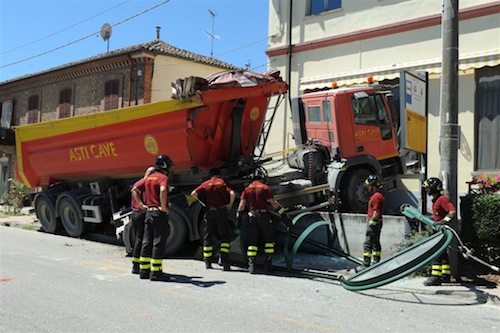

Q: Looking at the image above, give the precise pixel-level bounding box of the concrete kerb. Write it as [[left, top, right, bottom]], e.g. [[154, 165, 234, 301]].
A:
[[0, 205, 40, 230], [1, 206, 498, 305], [389, 277, 500, 305]]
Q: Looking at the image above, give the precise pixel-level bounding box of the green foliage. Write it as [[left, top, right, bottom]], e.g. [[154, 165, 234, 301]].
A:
[[395, 227, 434, 276], [1, 179, 32, 215], [460, 193, 500, 265]]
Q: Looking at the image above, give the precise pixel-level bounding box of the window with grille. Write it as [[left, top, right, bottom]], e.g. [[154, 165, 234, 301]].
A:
[[27, 95, 40, 124], [104, 79, 120, 110], [59, 88, 72, 118]]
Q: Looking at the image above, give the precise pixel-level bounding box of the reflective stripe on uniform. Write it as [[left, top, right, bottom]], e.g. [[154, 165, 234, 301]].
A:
[[431, 264, 442, 276], [140, 256, 151, 270], [441, 264, 451, 275], [203, 246, 213, 258], [220, 242, 230, 253], [247, 245, 258, 257], [151, 258, 163, 272], [264, 242, 274, 254]]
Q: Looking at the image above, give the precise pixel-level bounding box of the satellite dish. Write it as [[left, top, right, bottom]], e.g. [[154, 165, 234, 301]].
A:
[[100, 23, 112, 41]]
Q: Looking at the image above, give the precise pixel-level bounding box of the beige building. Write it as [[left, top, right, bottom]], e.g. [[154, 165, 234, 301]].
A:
[[265, 0, 500, 199]]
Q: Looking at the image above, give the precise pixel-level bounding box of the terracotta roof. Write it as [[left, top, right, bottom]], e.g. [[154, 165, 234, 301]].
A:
[[1, 39, 240, 85]]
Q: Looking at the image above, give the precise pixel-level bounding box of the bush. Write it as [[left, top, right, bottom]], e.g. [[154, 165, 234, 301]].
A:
[[460, 193, 500, 265], [1, 179, 32, 214], [395, 228, 434, 276]]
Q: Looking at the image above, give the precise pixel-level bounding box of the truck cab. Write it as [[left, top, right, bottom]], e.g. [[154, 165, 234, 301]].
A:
[[290, 85, 403, 212]]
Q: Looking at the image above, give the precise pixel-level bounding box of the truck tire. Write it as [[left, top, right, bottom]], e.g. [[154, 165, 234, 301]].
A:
[[122, 220, 135, 255], [341, 168, 371, 213], [35, 195, 60, 234], [164, 208, 188, 256], [59, 196, 86, 237]]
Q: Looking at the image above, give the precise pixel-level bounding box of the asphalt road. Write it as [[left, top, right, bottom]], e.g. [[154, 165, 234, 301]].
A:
[[1, 226, 499, 333]]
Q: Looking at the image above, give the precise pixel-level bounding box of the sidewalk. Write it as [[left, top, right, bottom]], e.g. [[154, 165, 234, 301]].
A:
[[1, 208, 498, 305]]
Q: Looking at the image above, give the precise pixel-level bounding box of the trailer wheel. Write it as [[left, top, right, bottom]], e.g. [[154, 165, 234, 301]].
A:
[[341, 168, 371, 213], [164, 208, 188, 256], [35, 196, 60, 234], [122, 220, 135, 255], [59, 196, 86, 237]]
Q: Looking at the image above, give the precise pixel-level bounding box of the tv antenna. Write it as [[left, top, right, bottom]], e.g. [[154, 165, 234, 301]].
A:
[[205, 9, 219, 57], [100, 23, 112, 53]]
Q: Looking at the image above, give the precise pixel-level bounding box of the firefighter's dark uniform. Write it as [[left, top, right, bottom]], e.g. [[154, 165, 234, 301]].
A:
[[130, 177, 147, 274], [130, 167, 155, 274], [239, 178, 282, 274], [427, 193, 455, 284], [362, 175, 385, 267], [192, 172, 235, 270], [132, 155, 172, 281], [363, 190, 384, 266]]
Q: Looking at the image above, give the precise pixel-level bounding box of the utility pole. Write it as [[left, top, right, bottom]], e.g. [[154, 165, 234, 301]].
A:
[[440, 0, 459, 276]]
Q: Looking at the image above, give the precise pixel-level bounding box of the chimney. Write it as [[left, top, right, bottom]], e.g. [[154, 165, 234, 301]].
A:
[[156, 26, 161, 39]]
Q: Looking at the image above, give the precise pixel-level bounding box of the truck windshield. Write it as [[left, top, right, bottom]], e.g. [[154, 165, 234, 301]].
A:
[[352, 94, 392, 140]]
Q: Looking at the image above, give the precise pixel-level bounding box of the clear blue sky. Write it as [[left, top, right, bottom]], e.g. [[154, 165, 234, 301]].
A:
[[0, 0, 270, 82]]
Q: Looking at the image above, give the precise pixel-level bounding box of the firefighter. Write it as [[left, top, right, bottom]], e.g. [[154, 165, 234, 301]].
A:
[[363, 174, 385, 267], [236, 168, 287, 274], [130, 166, 156, 274], [131, 154, 173, 281], [423, 177, 456, 286], [191, 167, 236, 271]]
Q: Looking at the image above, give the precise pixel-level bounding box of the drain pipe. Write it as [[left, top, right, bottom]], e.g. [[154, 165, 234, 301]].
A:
[[282, 0, 293, 156]]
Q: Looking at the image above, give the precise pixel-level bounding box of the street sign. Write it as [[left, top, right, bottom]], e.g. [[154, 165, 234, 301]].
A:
[[399, 70, 428, 153]]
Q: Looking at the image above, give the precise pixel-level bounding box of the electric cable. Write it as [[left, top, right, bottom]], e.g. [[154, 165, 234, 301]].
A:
[[0, 0, 131, 56], [1, 0, 172, 69]]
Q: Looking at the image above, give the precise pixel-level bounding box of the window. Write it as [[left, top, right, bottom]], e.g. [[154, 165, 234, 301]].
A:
[[308, 106, 321, 123], [310, 0, 341, 15], [476, 65, 500, 170], [352, 93, 392, 140], [27, 95, 40, 124], [1, 100, 13, 129], [104, 79, 120, 111], [323, 100, 332, 123], [353, 95, 378, 125], [59, 88, 72, 118]]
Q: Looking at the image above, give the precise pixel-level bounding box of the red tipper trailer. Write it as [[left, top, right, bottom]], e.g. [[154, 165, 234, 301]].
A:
[[13, 70, 288, 255], [15, 70, 287, 188]]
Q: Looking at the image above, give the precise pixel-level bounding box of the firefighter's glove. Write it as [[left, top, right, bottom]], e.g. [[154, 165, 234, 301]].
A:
[[236, 211, 243, 229], [368, 219, 378, 226]]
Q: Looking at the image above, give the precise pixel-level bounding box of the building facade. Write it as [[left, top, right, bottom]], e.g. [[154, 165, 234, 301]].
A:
[[0, 39, 238, 198], [265, 0, 500, 200]]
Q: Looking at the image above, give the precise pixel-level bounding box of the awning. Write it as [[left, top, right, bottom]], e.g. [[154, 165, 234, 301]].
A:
[[300, 49, 500, 90]]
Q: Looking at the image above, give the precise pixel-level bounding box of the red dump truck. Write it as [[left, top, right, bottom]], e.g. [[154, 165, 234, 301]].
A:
[[15, 69, 415, 256], [15, 70, 331, 255]]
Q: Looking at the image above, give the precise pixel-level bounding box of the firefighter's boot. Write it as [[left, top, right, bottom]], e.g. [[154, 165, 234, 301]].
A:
[[132, 262, 140, 274], [441, 274, 451, 283], [139, 269, 150, 280], [150, 271, 171, 282], [372, 256, 381, 265], [248, 257, 256, 274], [205, 260, 213, 269], [264, 256, 274, 273], [423, 275, 441, 286], [220, 253, 231, 271], [363, 256, 371, 267]]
